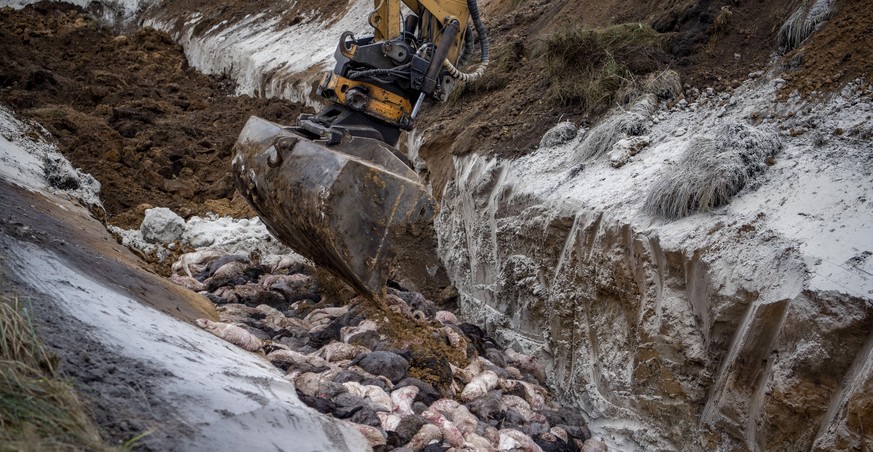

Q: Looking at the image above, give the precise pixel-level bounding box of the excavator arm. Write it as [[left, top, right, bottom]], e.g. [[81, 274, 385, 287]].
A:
[[372, 0, 470, 60], [313, 0, 489, 144], [231, 0, 488, 299]]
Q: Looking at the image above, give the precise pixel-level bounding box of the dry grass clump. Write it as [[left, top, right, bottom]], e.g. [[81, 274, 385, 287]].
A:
[[0, 294, 111, 451], [639, 70, 682, 101], [778, 0, 834, 52], [644, 123, 782, 219], [574, 94, 657, 161], [535, 23, 666, 111]]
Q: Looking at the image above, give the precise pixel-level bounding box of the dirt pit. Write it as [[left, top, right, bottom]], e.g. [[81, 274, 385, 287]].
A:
[[0, 2, 312, 229]]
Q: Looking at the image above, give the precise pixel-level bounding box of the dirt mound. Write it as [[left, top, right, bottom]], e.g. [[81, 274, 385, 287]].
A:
[[0, 3, 311, 229], [781, 0, 873, 97], [417, 0, 798, 197]]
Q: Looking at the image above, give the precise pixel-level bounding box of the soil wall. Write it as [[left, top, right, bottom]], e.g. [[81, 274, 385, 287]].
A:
[[437, 150, 872, 450]]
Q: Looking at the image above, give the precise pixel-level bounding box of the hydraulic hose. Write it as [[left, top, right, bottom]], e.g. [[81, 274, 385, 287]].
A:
[[443, 0, 489, 83], [457, 23, 475, 67]]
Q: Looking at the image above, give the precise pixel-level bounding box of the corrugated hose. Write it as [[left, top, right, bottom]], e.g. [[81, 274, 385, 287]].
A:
[[443, 0, 489, 83]]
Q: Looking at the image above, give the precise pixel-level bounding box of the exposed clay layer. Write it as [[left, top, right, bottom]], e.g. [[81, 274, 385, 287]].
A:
[[439, 179, 872, 450], [435, 77, 873, 449]]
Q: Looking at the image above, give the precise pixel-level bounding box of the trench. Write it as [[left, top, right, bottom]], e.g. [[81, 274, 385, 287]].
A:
[[3, 0, 873, 451], [1, 2, 601, 451], [193, 14, 873, 442]]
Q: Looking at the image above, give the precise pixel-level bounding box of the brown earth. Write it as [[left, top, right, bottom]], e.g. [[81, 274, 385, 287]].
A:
[[300, 268, 467, 392], [0, 0, 825, 228], [781, 0, 873, 97], [0, 2, 312, 229], [0, 178, 219, 447], [147, 0, 349, 37], [0, 1, 866, 447], [417, 0, 799, 197]]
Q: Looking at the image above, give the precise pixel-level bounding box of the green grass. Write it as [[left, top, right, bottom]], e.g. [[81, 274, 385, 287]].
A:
[[535, 23, 667, 111], [0, 293, 112, 452]]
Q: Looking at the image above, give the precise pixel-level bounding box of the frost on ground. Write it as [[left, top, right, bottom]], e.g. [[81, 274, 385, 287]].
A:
[[110, 210, 297, 264], [0, 105, 104, 215], [437, 71, 873, 450], [6, 0, 159, 25], [607, 136, 650, 168], [2, 237, 365, 452], [0, 106, 366, 451], [144, 0, 372, 105], [140, 207, 185, 244]]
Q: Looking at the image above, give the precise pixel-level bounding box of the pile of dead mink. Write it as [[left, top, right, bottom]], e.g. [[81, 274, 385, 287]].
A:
[[169, 249, 604, 452]]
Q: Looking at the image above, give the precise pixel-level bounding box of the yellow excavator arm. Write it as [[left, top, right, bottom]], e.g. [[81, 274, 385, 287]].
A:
[[371, 0, 471, 61], [314, 0, 490, 139], [232, 0, 489, 299]]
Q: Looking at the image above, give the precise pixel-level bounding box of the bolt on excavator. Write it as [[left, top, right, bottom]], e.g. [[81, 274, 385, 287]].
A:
[[232, 0, 489, 299]]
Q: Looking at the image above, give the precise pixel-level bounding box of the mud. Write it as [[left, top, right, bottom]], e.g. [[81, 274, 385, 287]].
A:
[[0, 176, 364, 451], [0, 179, 202, 449], [0, 179, 216, 322], [0, 3, 310, 229], [2, 1, 868, 448]]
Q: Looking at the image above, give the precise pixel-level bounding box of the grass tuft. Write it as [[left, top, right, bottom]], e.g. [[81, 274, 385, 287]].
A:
[[640, 69, 683, 101], [0, 294, 112, 451], [778, 0, 834, 52], [644, 123, 782, 219], [574, 94, 657, 161], [535, 23, 667, 111]]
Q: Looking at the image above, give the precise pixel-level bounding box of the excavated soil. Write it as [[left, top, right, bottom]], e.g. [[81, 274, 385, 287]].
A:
[[781, 0, 873, 97], [0, 2, 311, 229], [417, 0, 799, 196], [0, 0, 819, 224], [0, 178, 218, 449], [1, 0, 868, 449]]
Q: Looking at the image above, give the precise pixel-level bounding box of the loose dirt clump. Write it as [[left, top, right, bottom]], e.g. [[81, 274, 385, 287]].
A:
[[781, 0, 873, 97], [0, 3, 311, 229], [366, 302, 468, 392], [315, 269, 466, 392]]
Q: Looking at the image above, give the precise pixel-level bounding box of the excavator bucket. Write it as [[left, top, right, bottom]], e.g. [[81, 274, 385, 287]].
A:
[[231, 116, 435, 299]]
